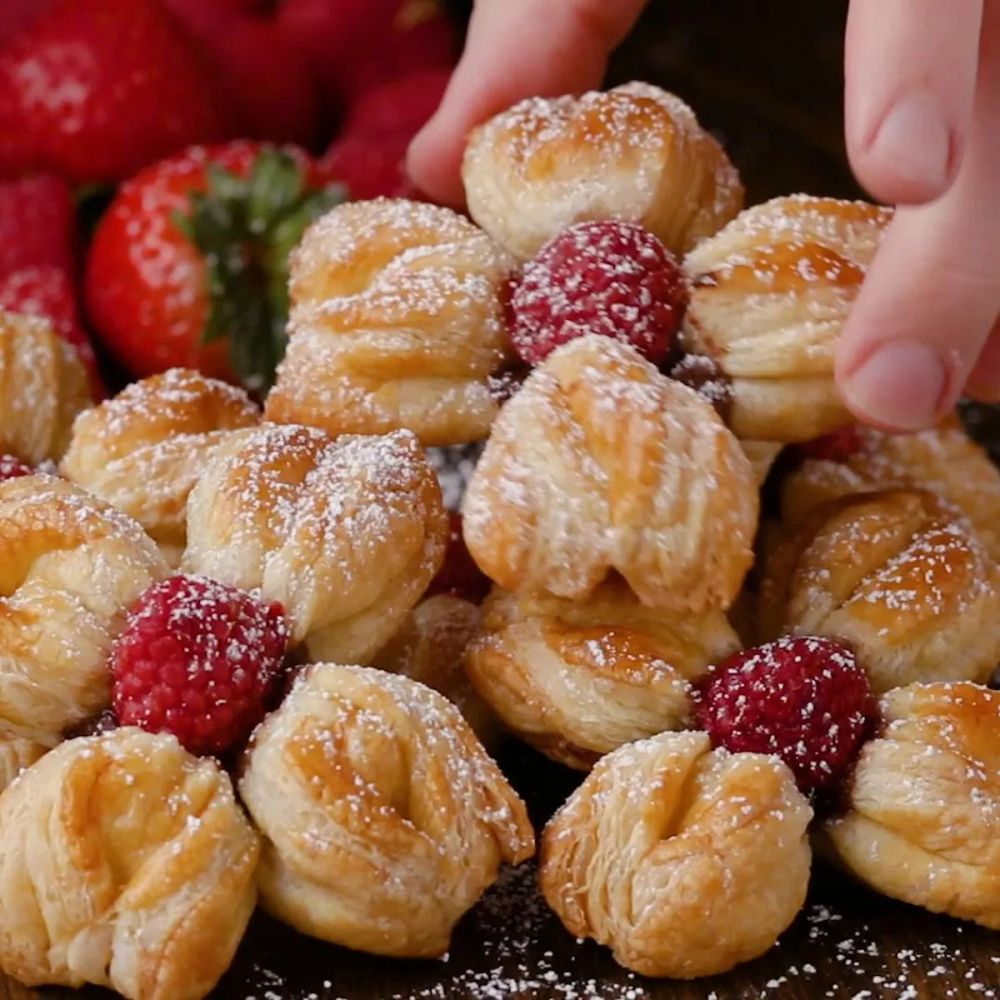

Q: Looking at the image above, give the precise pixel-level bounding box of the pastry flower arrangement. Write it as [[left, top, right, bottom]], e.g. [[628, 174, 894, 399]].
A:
[[0, 82, 997, 1000]]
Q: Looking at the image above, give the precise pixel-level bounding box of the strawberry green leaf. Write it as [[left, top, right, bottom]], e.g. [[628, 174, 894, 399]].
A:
[[172, 147, 344, 394]]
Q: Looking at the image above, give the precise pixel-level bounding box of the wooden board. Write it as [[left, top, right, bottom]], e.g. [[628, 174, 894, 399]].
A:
[[2, 2, 999, 997]]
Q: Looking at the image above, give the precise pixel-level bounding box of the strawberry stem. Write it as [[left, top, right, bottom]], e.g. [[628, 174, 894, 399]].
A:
[[173, 148, 343, 393]]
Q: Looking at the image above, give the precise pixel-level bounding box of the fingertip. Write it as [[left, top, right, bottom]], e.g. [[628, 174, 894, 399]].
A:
[[406, 119, 468, 208]]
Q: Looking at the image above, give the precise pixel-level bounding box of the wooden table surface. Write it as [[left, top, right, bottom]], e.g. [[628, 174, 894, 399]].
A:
[[2, 1, 998, 997]]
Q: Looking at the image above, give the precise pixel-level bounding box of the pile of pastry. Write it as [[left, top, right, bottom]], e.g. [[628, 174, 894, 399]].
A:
[[0, 81, 997, 1000]]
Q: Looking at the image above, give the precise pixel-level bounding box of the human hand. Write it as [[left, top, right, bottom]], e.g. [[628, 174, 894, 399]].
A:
[[837, 0, 1000, 430], [406, 0, 649, 207]]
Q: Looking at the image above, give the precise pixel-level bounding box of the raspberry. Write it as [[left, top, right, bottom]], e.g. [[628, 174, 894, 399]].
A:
[[111, 575, 290, 756], [695, 636, 877, 794], [796, 425, 863, 463], [0, 454, 33, 482], [426, 511, 491, 603], [507, 220, 688, 366]]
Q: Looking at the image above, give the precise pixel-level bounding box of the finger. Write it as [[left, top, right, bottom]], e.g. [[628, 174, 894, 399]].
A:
[[966, 324, 1000, 402], [407, 0, 649, 206], [844, 0, 982, 204], [836, 4, 1000, 431]]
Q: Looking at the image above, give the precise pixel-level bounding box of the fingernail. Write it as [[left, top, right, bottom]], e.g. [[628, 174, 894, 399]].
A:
[[869, 92, 952, 196], [843, 341, 949, 431]]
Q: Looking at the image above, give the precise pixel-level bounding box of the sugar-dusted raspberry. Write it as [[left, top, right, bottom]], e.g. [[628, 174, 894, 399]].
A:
[[0, 454, 32, 482], [696, 636, 877, 793], [426, 511, 491, 603], [507, 220, 688, 366], [111, 575, 290, 756], [796, 425, 863, 463]]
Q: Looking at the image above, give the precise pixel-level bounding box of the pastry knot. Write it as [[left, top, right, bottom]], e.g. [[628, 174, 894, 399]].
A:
[[822, 682, 1000, 930], [463, 335, 758, 612], [239, 663, 535, 958], [465, 587, 738, 769], [759, 488, 1000, 693], [0, 476, 167, 744], [0, 310, 92, 464], [61, 368, 259, 563], [0, 728, 259, 1000], [540, 730, 812, 978], [266, 198, 515, 446], [183, 423, 448, 664], [463, 82, 743, 259], [682, 195, 892, 440]]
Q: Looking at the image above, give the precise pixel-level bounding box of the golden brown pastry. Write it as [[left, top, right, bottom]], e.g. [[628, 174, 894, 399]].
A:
[[265, 198, 515, 446], [374, 593, 499, 748], [465, 587, 738, 769], [0, 309, 91, 464], [61, 369, 259, 565], [0, 735, 44, 794], [0, 476, 168, 745], [239, 663, 534, 958], [821, 682, 1000, 929], [683, 195, 892, 441], [0, 728, 259, 1000], [540, 730, 812, 979], [463, 335, 758, 613], [183, 423, 447, 665], [781, 415, 1000, 558], [759, 489, 1000, 693], [463, 82, 743, 259]]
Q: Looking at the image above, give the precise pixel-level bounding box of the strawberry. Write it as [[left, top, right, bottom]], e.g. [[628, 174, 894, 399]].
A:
[[0, 0, 54, 47], [0, 0, 234, 184], [319, 68, 450, 200], [163, 3, 321, 146], [277, 0, 456, 107], [85, 141, 344, 393], [0, 175, 102, 394], [344, 68, 451, 139]]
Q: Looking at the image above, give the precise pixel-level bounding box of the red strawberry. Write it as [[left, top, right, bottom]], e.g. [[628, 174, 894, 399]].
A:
[[319, 133, 423, 201], [0, 0, 54, 50], [163, 3, 320, 145], [0, 0, 234, 184], [277, 0, 455, 106], [508, 221, 689, 366], [696, 636, 878, 794], [85, 141, 343, 393], [0, 175, 75, 278], [0, 175, 102, 394], [426, 512, 492, 603], [111, 575, 290, 756], [0, 268, 102, 393], [344, 68, 451, 139], [0, 455, 33, 482]]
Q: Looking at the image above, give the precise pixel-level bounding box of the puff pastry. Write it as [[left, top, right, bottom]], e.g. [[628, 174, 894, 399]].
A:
[[759, 489, 1000, 693], [821, 682, 1000, 929], [741, 439, 783, 488], [183, 424, 447, 665], [265, 198, 515, 446], [465, 587, 738, 769], [0, 735, 44, 794], [0, 309, 92, 464], [463, 82, 743, 259], [0, 728, 259, 1000], [683, 195, 892, 441], [782, 415, 1000, 558], [374, 593, 499, 748], [463, 335, 758, 612], [61, 369, 259, 565], [540, 730, 812, 979], [0, 476, 168, 745], [239, 663, 534, 958]]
